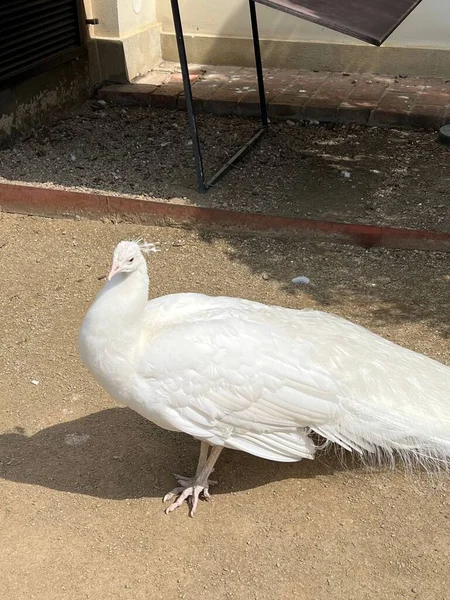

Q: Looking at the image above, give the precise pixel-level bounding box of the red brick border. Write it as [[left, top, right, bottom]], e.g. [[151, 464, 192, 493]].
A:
[[98, 67, 450, 130], [1, 182, 450, 252]]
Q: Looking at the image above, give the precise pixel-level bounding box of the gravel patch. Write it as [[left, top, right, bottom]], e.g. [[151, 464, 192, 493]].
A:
[[0, 102, 449, 232]]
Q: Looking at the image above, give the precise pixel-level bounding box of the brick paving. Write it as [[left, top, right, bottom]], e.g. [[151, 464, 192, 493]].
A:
[[98, 62, 450, 130]]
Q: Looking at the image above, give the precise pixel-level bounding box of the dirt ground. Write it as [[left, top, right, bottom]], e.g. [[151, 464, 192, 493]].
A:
[[1, 211, 449, 600], [0, 103, 449, 232]]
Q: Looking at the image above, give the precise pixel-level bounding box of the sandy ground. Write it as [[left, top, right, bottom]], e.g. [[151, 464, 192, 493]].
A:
[[0, 103, 449, 232], [1, 211, 449, 600]]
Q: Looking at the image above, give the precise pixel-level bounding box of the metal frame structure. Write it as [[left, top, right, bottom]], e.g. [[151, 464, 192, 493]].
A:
[[170, 0, 423, 192], [170, 0, 267, 193]]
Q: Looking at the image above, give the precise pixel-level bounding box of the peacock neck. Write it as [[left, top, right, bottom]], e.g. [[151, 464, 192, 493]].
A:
[[81, 261, 149, 353], [78, 260, 150, 403], [100, 264, 147, 335]]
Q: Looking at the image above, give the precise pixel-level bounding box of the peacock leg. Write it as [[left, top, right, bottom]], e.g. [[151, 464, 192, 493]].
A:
[[163, 444, 223, 517]]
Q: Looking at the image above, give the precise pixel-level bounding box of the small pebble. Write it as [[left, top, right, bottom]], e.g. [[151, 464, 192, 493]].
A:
[[292, 276, 310, 285], [31, 379, 39, 385]]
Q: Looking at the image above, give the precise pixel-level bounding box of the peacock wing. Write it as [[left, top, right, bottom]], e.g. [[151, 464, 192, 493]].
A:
[[136, 317, 341, 461]]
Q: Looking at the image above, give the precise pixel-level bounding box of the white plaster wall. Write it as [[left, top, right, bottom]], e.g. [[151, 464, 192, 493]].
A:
[[157, 0, 450, 48], [89, 0, 157, 38], [87, 0, 119, 37], [117, 0, 157, 36]]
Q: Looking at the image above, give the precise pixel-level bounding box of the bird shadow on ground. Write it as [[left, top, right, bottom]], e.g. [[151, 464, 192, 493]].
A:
[[0, 407, 357, 501]]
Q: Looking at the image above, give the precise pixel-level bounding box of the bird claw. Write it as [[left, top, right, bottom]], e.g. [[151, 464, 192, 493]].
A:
[[163, 474, 217, 517], [162, 487, 185, 504]]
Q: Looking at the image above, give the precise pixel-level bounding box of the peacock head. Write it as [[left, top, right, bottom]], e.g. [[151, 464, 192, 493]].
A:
[[107, 239, 159, 281]]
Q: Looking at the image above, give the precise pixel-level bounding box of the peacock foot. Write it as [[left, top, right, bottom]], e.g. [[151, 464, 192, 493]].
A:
[[163, 473, 218, 517]]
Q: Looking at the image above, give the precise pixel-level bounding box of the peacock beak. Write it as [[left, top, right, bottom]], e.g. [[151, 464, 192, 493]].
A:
[[107, 263, 121, 281]]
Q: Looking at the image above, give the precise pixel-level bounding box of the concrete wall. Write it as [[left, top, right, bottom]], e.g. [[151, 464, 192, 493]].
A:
[[88, 0, 161, 82], [158, 0, 450, 77], [0, 56, 90, 148]]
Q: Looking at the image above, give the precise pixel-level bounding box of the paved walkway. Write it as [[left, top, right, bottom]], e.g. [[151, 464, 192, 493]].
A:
[[98, 61, 450, 130]]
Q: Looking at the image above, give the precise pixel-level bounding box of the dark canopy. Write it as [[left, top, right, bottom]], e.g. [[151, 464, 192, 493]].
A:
[[255, 0, 424, 46]]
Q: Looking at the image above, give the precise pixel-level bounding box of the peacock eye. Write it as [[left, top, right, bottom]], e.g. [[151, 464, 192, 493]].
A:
[[129, 257, 134, 263]]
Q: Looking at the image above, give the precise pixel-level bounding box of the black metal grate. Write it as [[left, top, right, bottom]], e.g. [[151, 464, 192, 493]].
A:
[[0, 0, 83, 86]]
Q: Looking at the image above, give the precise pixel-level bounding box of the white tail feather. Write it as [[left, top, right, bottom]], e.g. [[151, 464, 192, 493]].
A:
[[311, 404, 450, 473], [292, 310, 450, 475]]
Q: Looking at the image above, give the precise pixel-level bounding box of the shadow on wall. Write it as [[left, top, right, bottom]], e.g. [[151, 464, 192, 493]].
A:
[[167, 0, 450, 76], [0, 57, 90, 149], [169, 0, 360, 71]]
